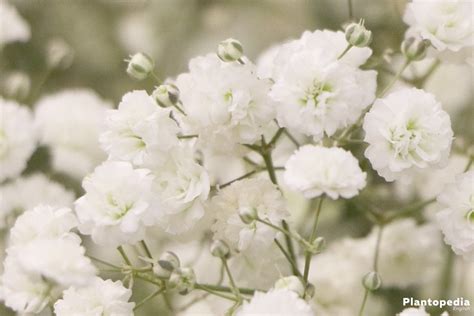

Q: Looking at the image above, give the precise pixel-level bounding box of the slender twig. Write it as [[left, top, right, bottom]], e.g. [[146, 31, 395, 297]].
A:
[[282, 220, 298, 274], [194, 284, 238, 301], [195, 283, 257, 296], [283, 129, 300, 147], [303, 197, 325, 283], [140, 240, 153, 259], [222, 259, 242, 300], [256, 218, 309, 248], [347, 0, 354, 20], [268, 128, 285, 148], [219, 170, 259, 189], [88, 256, 121, 269], [358, 226, 384, 316], [134, 287, 165, 311], [178, 134, 198, 139], [117, 246, 132, 266], [337, 44, 353, 60], [379, 58, 410, 97], [274, 239, 303, 278]]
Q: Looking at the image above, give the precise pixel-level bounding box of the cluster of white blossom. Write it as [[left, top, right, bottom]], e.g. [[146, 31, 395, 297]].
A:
[[0, 0, 30, 47], [0, 0, 472, 315], [35, 89, 111, 179]]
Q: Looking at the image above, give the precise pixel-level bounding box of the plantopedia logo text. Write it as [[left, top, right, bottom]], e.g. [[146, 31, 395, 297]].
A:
[[403, 297, 471, 311]]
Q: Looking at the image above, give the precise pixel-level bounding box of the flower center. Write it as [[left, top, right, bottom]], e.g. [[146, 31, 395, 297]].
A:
[[389, 120, 424, 159], [300, 80, 332, 107], [106, 193, 134, 219]]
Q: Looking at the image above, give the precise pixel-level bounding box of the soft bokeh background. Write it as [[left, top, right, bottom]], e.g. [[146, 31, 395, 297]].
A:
[[1, 0, 473, 315]]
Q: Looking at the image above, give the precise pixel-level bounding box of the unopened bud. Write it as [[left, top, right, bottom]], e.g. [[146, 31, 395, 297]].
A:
[[210, 240, 230, 258], [3, 72, 30, 100], [307, 237, 326, 254], [401, 37, 431, 61], [169, 267, 196, 295], [239, 206, 257, 224], [217, 38, 243, 62], [47, 38, 74, 69], [345, 21, 372, 47], [363, 271, 382, 291], [274, 276, 305, 297], [158, 251, 180, 272], [126, 52, 154, 80], [152, 84, 180, 108]]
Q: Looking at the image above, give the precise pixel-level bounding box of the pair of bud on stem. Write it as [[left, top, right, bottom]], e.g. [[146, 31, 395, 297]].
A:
[[149, 251, 195, 295], [126, 37, 244, 82], [344, 20, 430, 61]]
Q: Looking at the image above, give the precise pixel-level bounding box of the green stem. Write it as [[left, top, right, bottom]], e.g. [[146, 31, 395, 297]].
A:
[[303, 197, 325, 283], [268, 128, 285, 148], [385, 197, 436, 221], [195, 284, 238, 301], [196, 283, 257, 296], [283, 129, 300, 147], [256, 218, 309, 248], [261, 149, 278, 185], [337, 44, 353, 60], [359, 226, 384, 316], [28, 67, 53, 105], [379, 58, 410, 97], [219, 170, 259, 189], [134, 287, 165, 310], [347, 0, 354, 20], [117, 246, 132, 266], [222, 259, 242, 300], [178, 134, 198, 139], [358, 289, 369, 316], [282, 220, 298, 274], [88, 255, 121, 269], [274, 238, 303, 278]]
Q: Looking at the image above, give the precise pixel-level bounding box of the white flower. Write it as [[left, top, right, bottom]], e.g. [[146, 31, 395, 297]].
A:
[[8, 205, 78, 247], [149, 146, 210, 235], [404, 0, 473, 58], [236, 289, 314, 316], [211, 178, 288, 251], [0, 174, 74, 230], [0, 1, 30, 47], [375, 219, 443, 287], [75, 160, 154, 246], [363, 88, 453, 181], [54, 278, 134, 316], [267, 30, 376, 139], [35, 89, 111, 179], [1, 205, 96, 314], [100, 90, 179, 165], [437, 171, 474, 261], [284, 145, 366, 199], [175, 54, 276, 152], [11, 238, 97, 286], [0, 98, 36, 181], [0, 255, 56, 314], [398, 306, 430, 316]]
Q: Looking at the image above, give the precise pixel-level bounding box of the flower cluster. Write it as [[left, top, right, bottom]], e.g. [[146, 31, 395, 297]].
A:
[[0, 0, 472, 315]]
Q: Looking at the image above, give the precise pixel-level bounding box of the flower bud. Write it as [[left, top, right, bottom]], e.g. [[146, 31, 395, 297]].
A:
[[401, 37, 431, 61], [152, 84, 180, 108], [3, 72, 30, 100], [169, 267, 196, 295], [47, 38, 74, 69], [239, 206, 257, 224], [345, 21, 372, 47], [274, 276, 305, 297], [157, 251, 180, 272], [126, 52, 154, 80], [362, 271, 382, 291], [210, 240, 230, 259], [307, 236, 326, 254], [217, 38, 243, 62]]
